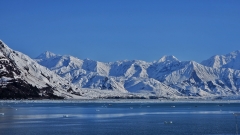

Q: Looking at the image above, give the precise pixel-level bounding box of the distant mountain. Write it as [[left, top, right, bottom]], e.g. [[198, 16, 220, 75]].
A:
[[201, 50, 240, 70], [0, 40, 84, 99], [1, 39, 239, 99], [35, 52, 128, 93], [36, 50, 240, 99]]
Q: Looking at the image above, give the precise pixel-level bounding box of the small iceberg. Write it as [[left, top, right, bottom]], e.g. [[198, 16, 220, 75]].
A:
[[63, 115, 69, 118], [171, 106, 175, 108], [0, 113, 4, 116], [164, 121, 173, 124]]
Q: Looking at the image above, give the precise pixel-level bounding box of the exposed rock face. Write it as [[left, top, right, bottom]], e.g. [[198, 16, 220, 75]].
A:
[[1, 39, 240, 99], [0, 41, 81, 99]]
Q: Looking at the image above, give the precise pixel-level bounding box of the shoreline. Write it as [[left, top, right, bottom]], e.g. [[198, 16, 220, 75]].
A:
[[1, 99, 240, 104]]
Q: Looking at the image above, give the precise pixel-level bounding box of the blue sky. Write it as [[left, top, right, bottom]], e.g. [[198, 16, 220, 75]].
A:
[[1, 0, 240, 62]]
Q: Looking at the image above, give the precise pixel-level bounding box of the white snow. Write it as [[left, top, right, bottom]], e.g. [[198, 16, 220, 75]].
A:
[[1, 39, 240, 99], [35, 49, 240, 98], [0, 40, 86, 99], [202, 50, 240, 70]]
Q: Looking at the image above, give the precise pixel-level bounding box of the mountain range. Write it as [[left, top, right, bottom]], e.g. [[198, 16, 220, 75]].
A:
[[0, 40, 84, 99], [1, 40, 240, 99]]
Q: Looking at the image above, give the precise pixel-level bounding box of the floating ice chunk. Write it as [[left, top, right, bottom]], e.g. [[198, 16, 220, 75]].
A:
[[164, 121, 173, 124], [63, 115, 68, 118], [171, 106, 175, 108]]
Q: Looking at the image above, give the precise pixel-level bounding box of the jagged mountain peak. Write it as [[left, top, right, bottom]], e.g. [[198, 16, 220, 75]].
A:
[[201, 55, 226, 68], [188, 60, 200, 66], [202, 50, 240, 70], [36, 51, 59, 59], [3, 39, 240, 99], [228, 50, 240, 56], [0, 41, 86, 99], [158, 55, 179, 63]]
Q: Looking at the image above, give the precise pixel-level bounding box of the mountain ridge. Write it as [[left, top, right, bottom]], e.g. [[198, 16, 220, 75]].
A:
[[201, 50, 240, 70], [0, 40, 86, 99], [1, 40, 240, 99], [35, 49, 240, 99]]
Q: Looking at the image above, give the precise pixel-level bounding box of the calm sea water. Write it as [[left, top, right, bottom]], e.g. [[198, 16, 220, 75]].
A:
[[0, 101, 239, 135]]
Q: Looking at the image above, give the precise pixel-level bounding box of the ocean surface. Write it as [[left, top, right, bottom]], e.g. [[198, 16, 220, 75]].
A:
[[0, 101, 240, 135]]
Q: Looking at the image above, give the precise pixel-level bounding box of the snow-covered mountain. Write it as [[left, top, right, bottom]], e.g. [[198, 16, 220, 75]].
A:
[[36, 50, 240, 98], [0, 40, 85, 99], [2, 39, 239, 99], [201, 50, 240, 70]]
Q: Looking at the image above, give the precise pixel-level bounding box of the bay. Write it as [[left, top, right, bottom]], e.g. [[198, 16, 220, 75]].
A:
[[0, 101, 239, 135]]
